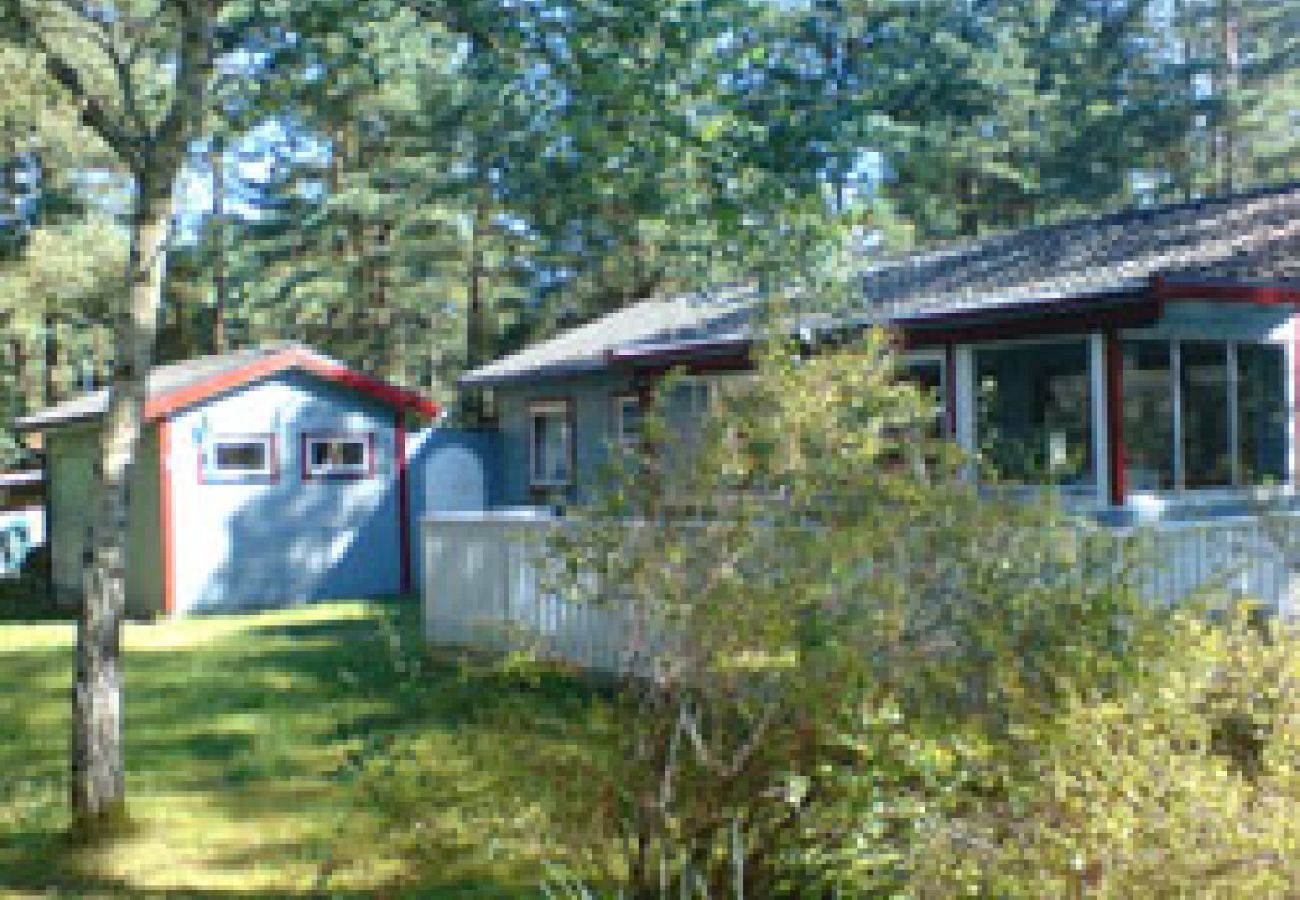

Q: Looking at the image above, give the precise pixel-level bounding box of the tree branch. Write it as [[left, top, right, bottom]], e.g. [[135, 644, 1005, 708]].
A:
[[150, 0, 219, 178], [7, 0, 139, 165]]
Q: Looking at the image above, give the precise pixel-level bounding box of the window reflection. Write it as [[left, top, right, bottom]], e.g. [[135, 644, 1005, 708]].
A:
[[1238, 343, 1287, 484], [1122, 341, 1175, 490], [900, 357, 946, 438], [975, 340, 1093, 486], [1180, 341, 1232, 488]]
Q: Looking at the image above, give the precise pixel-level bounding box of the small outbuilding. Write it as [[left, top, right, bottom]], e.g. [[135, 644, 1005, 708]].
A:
[[16, 342, 443, 616]]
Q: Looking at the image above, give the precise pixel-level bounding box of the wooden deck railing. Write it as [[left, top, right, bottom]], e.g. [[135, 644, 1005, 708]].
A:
[[422, 510, 1300, 673]]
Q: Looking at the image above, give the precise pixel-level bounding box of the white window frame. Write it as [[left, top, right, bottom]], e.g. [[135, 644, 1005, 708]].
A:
[[529, 400, 574, 489], [303, 433, 373, 480], [613, 394, 644, 449], [202, 434, 276, 483], [900, 350, 949, 437]]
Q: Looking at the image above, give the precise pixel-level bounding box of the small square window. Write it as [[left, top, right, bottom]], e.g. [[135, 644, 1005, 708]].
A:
[[303, 434, 373, 480], [202, 435, 276, 483]]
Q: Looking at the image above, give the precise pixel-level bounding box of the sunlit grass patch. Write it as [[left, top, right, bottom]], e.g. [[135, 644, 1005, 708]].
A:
[[0, 598, 608, 896]]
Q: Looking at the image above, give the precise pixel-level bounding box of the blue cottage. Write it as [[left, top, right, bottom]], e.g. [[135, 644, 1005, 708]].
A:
[[17, 342, 447, 616]]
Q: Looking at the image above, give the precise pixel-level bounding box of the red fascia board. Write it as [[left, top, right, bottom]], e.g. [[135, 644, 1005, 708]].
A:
[[1152, 276, 1300, 305], [901, 298, 1163, 347], [143, 349, 439, 422]]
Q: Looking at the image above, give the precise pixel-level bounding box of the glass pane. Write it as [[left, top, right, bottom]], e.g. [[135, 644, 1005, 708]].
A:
[[532, 411, 571, 483], [617, 397, 643, 446], [1238, 343, 1287, 484], [901, 358, 945, 438], [670, 381, 711, 419], [1122, 341, 1175, 490], [975, 340, 1092, 485], [1181, 341, 1232, 488], [312, 440, 365, 468], [215, 441, 267, 472]]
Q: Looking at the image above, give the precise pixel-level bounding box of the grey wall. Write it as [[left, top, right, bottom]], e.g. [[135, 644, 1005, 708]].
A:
[[47, 424, 95, 607], [46, 422, 162, 617], [406, 427, 499, 585], [493, 371, 635, 508]]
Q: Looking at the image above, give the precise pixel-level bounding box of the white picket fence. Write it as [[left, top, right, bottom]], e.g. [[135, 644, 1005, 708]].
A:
[[422, 510, 634, 672], [422, 510, 1300, 674]]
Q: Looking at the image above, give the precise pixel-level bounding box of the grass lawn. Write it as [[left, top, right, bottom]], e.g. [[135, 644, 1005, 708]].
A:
[[0, 599, 608, 897]]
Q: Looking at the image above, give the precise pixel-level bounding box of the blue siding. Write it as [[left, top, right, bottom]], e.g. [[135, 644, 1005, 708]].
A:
[[406, 427, 499, 585], [168, 371, 403, 613], [493, 372, 635, 507]]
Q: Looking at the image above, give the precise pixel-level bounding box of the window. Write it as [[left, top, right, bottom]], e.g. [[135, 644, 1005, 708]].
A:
[[1238, 343, 1287, 484], [530, 401, 573, 488], [1121, 338, 1288, 491], [201, 435, 276, 483], [670, 378, 714, 421], [303, 434, 373, 480], [1180, 342, 1232, 488], [975, 340, 1093, 486], [900, 356, 947, 438], [614, 395, 644, 449], [1123, 341, 1175, 490]]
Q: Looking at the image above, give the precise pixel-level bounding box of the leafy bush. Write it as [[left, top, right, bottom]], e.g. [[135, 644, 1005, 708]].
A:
[[914, 605, 1300, 897], [535, 331, 1152, 896]]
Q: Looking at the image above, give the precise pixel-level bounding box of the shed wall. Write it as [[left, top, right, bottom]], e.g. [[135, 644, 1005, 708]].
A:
[[46, 423, 163, 617], [167, 370, 403, 613]]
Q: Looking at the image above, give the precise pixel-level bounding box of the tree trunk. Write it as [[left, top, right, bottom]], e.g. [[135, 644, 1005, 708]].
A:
[[43, 311, 57, 407], [71, 177, 172, 836], [210, 138, 227, 354]]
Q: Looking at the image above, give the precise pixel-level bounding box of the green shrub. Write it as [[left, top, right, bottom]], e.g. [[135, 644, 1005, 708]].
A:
[[913, 605, 1300, 897], [535, 332, 1151, 897]]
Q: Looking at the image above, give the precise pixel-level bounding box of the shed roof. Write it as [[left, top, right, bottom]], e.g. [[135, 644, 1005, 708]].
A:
[[15, 342, 439, 432], [464, 181, 1300, 386]]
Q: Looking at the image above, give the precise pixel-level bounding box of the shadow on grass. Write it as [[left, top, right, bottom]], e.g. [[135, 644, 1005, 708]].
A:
[[0, 599, 608, 897]]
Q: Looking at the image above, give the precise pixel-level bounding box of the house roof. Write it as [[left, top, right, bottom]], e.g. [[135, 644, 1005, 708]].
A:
[[463, 181, 1300, 386], [15, 342, 439, 432]]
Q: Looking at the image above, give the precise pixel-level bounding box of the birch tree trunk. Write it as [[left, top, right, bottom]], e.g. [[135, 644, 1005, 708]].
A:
[[72, 173, 173, 831]]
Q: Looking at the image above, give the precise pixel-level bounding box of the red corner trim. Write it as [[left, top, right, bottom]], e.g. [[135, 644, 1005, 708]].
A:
[[1152, 276, 1300, 305], [1105, 329, 1126, 507], [159, 419, 175, 616], [143, 348, 439, 422], [395, 412, 412, 595]]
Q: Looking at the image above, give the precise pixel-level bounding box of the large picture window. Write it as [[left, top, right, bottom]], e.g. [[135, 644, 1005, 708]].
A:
[[975, 340, 1093, 486], [1121, 338, 1287, 491], [530, 400, 573, 488]]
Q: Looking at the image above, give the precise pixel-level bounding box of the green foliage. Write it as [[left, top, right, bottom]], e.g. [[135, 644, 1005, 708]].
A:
[[915, 605, 1300, 897], [0, 601, 611, 895], [538, 329, 1150, 896]]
